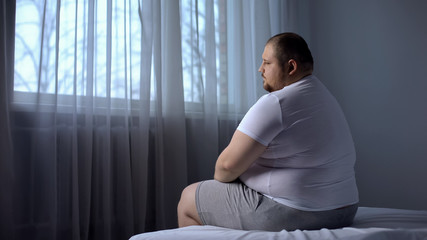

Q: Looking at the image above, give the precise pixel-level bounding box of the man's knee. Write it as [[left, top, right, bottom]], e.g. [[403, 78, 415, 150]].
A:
[[177, 182, 202, 226], [178, 183, 198, 212]]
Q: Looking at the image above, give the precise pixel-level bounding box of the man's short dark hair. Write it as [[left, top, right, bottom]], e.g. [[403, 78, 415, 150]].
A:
[[267, 32, 314, 72]]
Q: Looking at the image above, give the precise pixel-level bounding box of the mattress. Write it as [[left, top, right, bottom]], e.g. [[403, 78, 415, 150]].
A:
[[130, 207, 427, 240]]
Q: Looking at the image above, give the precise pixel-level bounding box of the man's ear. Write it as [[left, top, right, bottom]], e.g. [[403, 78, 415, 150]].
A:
[[288, 59, 297, 75]]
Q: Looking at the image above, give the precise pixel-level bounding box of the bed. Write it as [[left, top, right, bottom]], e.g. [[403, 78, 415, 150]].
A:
[[130, 207, 427, 240]]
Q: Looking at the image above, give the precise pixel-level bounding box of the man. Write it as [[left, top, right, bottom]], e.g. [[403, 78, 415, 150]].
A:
[[177, 32, 359, 231]]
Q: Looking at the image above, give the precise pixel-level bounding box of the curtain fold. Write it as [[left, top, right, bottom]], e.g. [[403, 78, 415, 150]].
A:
[[0, 1, 15, 239], [201, 0, 219, 181], [3, 0, 288, 239], [154, 0, 188, 229], [131, 0, 152, 234]]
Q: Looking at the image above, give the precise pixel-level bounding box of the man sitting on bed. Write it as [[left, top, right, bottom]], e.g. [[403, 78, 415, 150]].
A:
[[177, 32, 359, 231]]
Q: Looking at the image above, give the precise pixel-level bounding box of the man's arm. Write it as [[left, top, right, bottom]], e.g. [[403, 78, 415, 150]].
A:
[[214, 130, 267, 182]]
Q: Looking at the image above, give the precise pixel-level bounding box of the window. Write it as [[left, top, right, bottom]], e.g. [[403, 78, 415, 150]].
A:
[[180, 0, 227, 104], [14, 0, 228, 110]]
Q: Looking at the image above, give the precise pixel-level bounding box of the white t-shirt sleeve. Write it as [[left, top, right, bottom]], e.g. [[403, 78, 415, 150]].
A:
[[237, 94, 283, 146]]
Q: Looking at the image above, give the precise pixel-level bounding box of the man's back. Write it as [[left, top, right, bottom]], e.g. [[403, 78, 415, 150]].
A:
[[239, 75, 359, 211]]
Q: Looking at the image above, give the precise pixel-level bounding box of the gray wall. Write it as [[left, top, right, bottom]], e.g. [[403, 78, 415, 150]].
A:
[[291, 0, 427, 210]]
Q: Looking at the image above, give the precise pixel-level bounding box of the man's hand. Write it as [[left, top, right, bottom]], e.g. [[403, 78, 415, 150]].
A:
[[214, 130, 267, 182]]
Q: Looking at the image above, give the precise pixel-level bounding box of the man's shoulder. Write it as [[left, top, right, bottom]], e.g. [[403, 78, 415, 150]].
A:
[[258, 91, 282, 104]]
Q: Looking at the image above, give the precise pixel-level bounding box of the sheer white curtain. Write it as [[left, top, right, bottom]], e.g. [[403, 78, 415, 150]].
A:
[[2, 0, 288, 239]]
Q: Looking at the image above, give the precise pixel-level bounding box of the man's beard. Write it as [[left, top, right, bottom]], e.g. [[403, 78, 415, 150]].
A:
[[263, 80, 273, 93]]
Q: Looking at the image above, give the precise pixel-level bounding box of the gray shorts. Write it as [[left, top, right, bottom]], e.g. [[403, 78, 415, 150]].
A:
[[196, 180, 358, 231]]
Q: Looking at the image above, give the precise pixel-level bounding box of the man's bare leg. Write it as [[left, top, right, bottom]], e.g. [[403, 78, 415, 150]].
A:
[[177, 182, 203, 227]]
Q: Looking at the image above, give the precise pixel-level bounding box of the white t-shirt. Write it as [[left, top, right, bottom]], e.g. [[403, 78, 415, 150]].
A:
[[238, 75, 359, 211]]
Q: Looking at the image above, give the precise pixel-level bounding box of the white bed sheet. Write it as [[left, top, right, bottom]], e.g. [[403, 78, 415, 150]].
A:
[[130, 207, 427, 240]]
